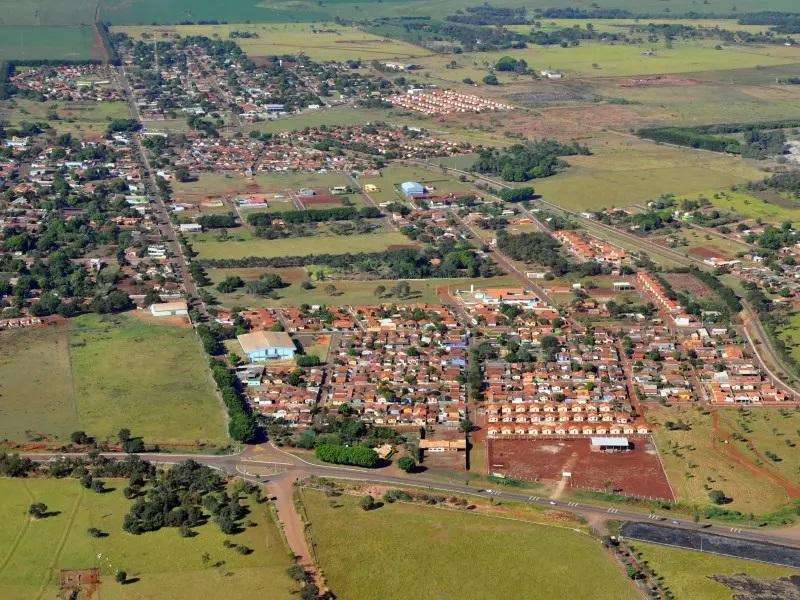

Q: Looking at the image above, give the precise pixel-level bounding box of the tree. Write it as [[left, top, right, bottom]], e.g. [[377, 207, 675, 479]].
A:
[[28, 503, 48, 519], [70, 431, 90, 445], [458, 417, 474, 433], [324, 283, 337, 296], [115, 570, 127, 584], [397, 456, 416, 473], [482, 74, 499, 85], [91, 479, 106, 493], [360, 494, 376, 511], [708, 489, 729, 505], [118, 428, 131, 444], [374, 284, 386, 298], [87, 527, 105, 538], [287, 564, 307, 582]]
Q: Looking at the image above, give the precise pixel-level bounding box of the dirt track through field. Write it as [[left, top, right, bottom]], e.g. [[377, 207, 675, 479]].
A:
[[711, 409, 800, 501]]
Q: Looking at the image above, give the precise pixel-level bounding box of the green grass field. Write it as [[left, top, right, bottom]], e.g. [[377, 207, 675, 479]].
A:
[[678, 189, 800, 226], [647, 406, 788, 513], [204, 266, 518, 307], [191, 228, 413, 260], [533, 135, 763, 212], [113, 23, 429, 61], [0, 478, 296, 600], [0, 99, 129, 138], [96, 0, 800, 26], [628, 541, 799, 600], [69, 313, 228, 446], [718, 407, 800, 484], [300, 488, 638, 600], [0, 324, 79, 443], [0, 26, 99, 62]]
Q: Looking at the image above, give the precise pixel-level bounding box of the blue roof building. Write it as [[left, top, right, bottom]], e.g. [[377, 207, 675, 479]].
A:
[[400, 181, 425, 198]]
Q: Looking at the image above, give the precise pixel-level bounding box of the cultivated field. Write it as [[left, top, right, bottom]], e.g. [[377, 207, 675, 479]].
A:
[[647, 405, 788, 513], [0, 478, 296, 600], [113, 23, 430, 61], [300, 487, 639, 600], [487, 437, 675, 500], [0, 26, 99, 62], [70, 313, 228, 447], [0, 323, 79, 444], [628, 541, 799, 600]]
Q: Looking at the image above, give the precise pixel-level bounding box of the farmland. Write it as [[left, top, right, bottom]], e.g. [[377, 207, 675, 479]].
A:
[[678, 189, 800, 226], [190, 228, 413, 260], [0, 478, 296, 600], [0, 26, 99, 63], [112, 23, 430, 61], [0, 323, 78, 444], [300, 487, 639, 600], [646, 405, 788, 514], [93, 0, 800, 26], [69, 313, 228, 447], [628, 541, 799, 600]]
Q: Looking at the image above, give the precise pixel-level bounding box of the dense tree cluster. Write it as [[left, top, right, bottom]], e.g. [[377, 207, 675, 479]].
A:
[[473, 140, 589, 182], [315, 444, 379, 467], [496, 231, 571, 275]]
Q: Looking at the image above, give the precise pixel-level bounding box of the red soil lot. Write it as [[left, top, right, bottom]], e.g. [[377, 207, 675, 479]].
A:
[[487, 437, 674, 501]]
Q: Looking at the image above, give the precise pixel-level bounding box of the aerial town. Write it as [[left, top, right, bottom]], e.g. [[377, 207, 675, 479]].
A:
[[2, 3, 800, 599]]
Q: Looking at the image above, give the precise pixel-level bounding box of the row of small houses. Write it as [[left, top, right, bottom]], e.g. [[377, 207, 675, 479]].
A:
[[487, 423, 651, 438]]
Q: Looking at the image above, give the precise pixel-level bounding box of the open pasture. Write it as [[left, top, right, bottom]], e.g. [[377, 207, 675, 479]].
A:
[[647, 405, 788, 514], [112, 23, 429, 61], [0, 99, 129, 138], [0, 323, 78, 444], [69, 313, 228, 446], [0, 478, 295, 600], [628, 540, 799, 600], [205, 266, 518, 308], [300, 487, 639, 600], [191, 227, 413, 260], [532, 135, 763, 212], [718, 407, 800, 485]]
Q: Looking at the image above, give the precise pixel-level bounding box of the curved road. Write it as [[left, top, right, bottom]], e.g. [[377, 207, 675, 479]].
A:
[[24, 445, 800, 551]]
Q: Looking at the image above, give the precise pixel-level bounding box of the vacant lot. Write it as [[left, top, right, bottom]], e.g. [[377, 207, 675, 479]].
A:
[[488, 437, 674, 500], [205, 266, 518, 308], [0, 478, 295, 600], [0, 323, 78, 444], [70, 313, 227, 446], [628, 540, 799, 600], [114, 23, 429, 61], [534, 136, 763, 212], [191, 229, 413, 260], [0, 99, 129, 139], [678, 189, 800, 226], [718, 407, 800, 484], [647, 405, 788, 513], [300, 488, 639, 600]]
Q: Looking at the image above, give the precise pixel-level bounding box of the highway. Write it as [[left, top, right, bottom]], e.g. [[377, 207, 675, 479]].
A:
[[24, 445, 800, 551]]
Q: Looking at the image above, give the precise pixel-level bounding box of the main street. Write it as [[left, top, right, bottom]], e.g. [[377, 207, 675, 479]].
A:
[[114, 65, 208, 318]]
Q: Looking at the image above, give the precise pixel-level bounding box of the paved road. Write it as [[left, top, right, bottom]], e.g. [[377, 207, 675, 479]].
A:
[[427, 161, 798, 398], [24, 445, 800, 550], [115, 65, 207, 318]]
